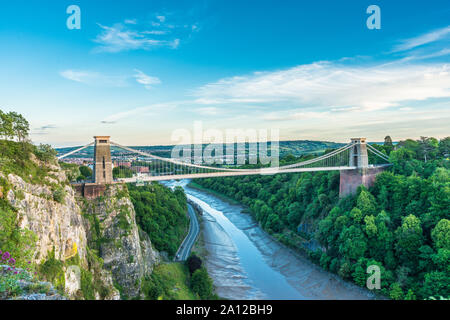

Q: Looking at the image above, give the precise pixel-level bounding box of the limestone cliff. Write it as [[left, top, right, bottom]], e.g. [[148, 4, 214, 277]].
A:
[[81, 185, 160, 299], [1, 157, 159, 300]]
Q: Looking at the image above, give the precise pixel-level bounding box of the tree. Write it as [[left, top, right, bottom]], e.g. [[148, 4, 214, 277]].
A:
[[338, 225, 367, 261], [190, 268, 213, 299], [384, 136, 394, 154], [389, 282, 404, 300], [0, 110, 13, 139], [418, 136, 438, 162], [395, 215, 423, 269], [79, 165, 93, 178], [421, 271, 450, 299], [35, 144, 57, 162], [8, 111, 29, 142], [187, 254, 203, 274], [432, 219, 450, 250], [356, 189, 377, 216], [438, 137, 450, 158]]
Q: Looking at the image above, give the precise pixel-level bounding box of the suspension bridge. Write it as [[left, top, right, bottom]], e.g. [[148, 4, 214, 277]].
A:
[[57, 136, 391, 198]]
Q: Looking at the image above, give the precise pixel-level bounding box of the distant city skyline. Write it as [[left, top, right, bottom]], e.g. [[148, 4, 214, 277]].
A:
[[0, 0, 449, 147]]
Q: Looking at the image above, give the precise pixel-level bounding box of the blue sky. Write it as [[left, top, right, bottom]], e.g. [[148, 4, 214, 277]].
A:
[[0, 0, 449, 146]]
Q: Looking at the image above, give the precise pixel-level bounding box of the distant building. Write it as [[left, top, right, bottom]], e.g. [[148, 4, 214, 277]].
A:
[[134, 166, 150, 173]]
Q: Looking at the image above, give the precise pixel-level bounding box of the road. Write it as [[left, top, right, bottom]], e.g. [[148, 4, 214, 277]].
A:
[[174, 203, 199, 261]]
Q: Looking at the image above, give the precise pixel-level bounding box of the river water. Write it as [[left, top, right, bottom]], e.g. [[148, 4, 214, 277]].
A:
[[165, 180, 374, 300]]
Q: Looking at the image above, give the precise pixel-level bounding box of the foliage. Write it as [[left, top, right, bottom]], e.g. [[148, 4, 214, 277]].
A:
[[142, 263, 197, 300], [52, 186, 66, 204], [186, 254, 203, 274], [190, 267, 214, 300], [113, 166, 134, 179], [0, 252, 35, 298], [128, 183, 188, 258], [79, 166, 93, 179], [38, 249, 65, 293], [35, 144, 57, 163], [0, 181, 37, 268], [0, 110, 29, 142]]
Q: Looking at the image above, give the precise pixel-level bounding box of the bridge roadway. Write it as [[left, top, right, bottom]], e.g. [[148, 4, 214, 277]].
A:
[[118, 166, 359, 183], [174, 203, 200, 262]]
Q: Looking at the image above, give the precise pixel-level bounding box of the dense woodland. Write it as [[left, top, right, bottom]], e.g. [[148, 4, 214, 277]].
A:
[[128, 183, 188, 258], [195, 136, 450, 299]]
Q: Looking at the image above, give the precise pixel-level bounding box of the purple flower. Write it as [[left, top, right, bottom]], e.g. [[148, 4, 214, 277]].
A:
[[8, 258, 16, 265], [28, 261, 31, 264], [2, 252, 10, 260], [14, 271, 18, 275]]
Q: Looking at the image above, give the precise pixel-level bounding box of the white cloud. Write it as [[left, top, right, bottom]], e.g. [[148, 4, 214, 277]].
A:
[[93, 23, 180, 53], [393, 26, 450, 52], [194, 61, 450, 113], [124, 19, 137, 25], [156, 15, 166, 23], [133, 69, 161, 89], [101, 103, 178, 124], [60, 70, 128, 87]]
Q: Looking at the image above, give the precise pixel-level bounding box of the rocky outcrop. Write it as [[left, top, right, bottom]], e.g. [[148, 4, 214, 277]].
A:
[[2, 157, 160, 300], [2, 167, 120, 300], [6, 173, 88, 266], [82, 185, 160, 299]]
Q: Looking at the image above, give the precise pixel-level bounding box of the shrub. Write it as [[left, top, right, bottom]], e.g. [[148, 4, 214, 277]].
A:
[[190, 268, 213, 299], [52, 187, 66, 204], [186, 254, 202, 274]]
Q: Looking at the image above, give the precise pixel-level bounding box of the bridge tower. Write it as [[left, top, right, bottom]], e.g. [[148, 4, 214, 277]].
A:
[[349, 138, 369, 168], [339, 138, 383, 197], [93, 136, 113, 184]]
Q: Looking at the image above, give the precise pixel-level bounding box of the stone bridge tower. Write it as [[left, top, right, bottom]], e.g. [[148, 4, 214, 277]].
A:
[[94, 136, 113, 184], [339, 138, 384, 197]]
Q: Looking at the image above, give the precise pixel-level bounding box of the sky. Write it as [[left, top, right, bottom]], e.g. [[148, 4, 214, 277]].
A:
[[0, 0, 449, 147]]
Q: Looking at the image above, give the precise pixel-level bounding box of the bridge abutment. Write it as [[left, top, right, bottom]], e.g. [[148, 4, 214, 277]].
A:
[[339, 167, 385, 197]]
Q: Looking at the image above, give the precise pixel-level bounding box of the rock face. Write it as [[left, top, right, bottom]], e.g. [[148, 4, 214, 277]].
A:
[[82, 185, 160, 299], [6, 173, 88, 266], [1, 161, 158, 300]]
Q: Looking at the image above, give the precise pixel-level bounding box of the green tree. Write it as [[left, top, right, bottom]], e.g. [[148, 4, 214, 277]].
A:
[[0, 110, 13, 139], [8, 111, 29, 142], [79, 165, 93, 178], [384, 136, 394, 154], [389, 282, 404, 300], [190, 268, 213, 299], [395, 215, 423, 270], [432, 219, 450, 250]]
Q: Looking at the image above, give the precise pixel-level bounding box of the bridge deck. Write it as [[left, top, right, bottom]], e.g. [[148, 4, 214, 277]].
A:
[[117, 166, 361, 183]]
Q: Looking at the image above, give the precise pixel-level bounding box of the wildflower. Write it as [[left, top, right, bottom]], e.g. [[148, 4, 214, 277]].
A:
[[8, 258, 16, 265], [2, 252, 10, 260]]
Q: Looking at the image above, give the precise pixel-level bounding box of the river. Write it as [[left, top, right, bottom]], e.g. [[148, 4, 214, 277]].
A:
[[165, 180, 374, 300]]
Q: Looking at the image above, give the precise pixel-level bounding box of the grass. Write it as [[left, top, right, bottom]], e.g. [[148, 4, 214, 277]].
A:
[[152, 263, 197, 300]]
